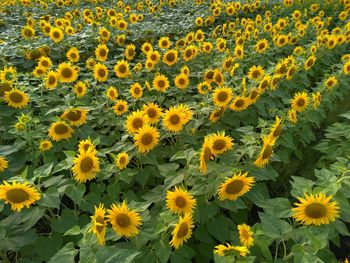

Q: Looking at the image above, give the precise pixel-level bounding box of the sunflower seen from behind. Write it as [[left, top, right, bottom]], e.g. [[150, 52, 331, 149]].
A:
[[78, 138, 96, 153], [107, 201, 142, 238], [89, 204, 107, 245], [166, 186, 196, 214], [0, 181, 41, 211], [170, 213, 194, 249], [218, 172, 255, 201]]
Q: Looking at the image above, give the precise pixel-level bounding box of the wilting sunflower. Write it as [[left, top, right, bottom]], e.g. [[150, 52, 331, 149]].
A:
[[45, 70, 59, 90], [89, 204, 107, 245], [344, 60, 350, 75], [107, 201, 142, 238], [48, 121, 74, 141], [39, 140, 53, 152], [153, 73, 170, 93], [170, 213, 195, 249], [142, 102, 162, 124], [254, 136, 275, 168], [78, 138, 96, 153], [166, 186, 197, 214], [0, 156, 9, 172], [115, 152, 129, 170], [304, 55, 316, 70], [106, 86, 118, 101], [255, 39, 269, 53], [292, 193, 340, 226], [230, 96, 249, 112], [72, 148, 100, 183], [213, 87, 233, 107], [163, 49, 178, 66], [114, 60, 131, 78], [199, 136, 213, 174], [238, 224, 254, 248], [247, 65, 265, 81], [163, 106, 186, 132], [4, 89, 29, 109], [49, 27, 64, 43], [324, 76, 338, 90], [95, 44, 108, 61], [113, 100, 128, 116], [267, 116, 282, 143], [125, 110, 148, 134], [73, 81, 87, 98], [129, 83, 143, 99], [66, 47, 80, 63], [133, 125, 160, 153], [214, 243, 249, 257], [0, 181, 41, 211], [57, 62, 78, 83], [291, 91, 309, 112], [93, 63, 109, 82], [209, 131, 233, 156], [60, 108, 88, 126], [218, 172, 255, 201]]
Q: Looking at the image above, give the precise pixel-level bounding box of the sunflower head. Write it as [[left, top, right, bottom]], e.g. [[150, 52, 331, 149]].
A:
[[89, 204, 107, 245], [291, 91, 309, 112], [133, 125, 160, 153], [238, 224, 254, 248], [166, 186, 197, 214], [218, 172, 255, 201], [4, 89, 30, 109], [115, 152, 129, 170], [170, 213, 195, 249], [72, 148, 100, 183]]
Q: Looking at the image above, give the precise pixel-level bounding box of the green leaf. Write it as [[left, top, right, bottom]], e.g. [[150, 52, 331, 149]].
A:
[[64, 225, 81, 236], [48, 242, 78, 263], [260, 213, 292, 240], [65, 184, 86, 204], [154, 240, 172, 263], [37, 187, 60, 208], [33, 162, 54, 178], [96, 247, 141, 263]]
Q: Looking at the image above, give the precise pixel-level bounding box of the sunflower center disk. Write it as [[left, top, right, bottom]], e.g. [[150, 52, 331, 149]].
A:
[[213, 139, 226, 151], [67, 110, 82, 121], [132, 118, 143, 129], [61, 68, 73, 79], [262, 145, 273, 159], [95, 216, 105, 232], [176, 223, 189, 238], [54, 124, 69, 134], [141, 133, 153, 145], [10, 92, 24, 103], [175, 196, 187, 208], [169, 114, 180, 125], [296, 98, 305, 107], [116, 213, 131, 228], [217, 92, 228, 102], [80, 156, 94, 173], [304, 203, 327, 219], [6, 188, 29, 203], [147, 108, 156, 118], [235, 99, 244, 108], [225, 180, 244, 195]]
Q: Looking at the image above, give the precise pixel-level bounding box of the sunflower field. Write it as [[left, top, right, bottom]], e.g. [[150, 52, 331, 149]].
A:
[[1, 0, 350, 262]]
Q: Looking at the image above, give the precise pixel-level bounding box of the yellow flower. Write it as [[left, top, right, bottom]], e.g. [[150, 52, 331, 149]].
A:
[[214, 243, 249, 257], [238, 224, 254, 248], [125, 44, 136, 60], [142, 102, 162, 124], [114, 60, 131, 78], [38, 56, 52, 69], [49, 27, 64, 43], [125, 110, 149, 134], [113, 100, 128, 116], [4, 89, 29, 109], [288, 108, 298, 124], [45, 70, 59, 90], [170, 213, 194, 249], [89, 204, 107, 245], [209, 131, 233, 156], [158, 36, 171, 49], [133, 125, 160, 153], [292, 193, 340, 226], [218, 172, 255, 201], [304, 55, 316, 70], [247, 65, 265, 81], [21, 25, 35, 39], [166, 186, 197, 214], [141, 42, 153, 54], [197, 81, 211, 95], [312, 92, 321, 109], [230, 96, 249, 112], [212, 87, 233, 107], [255, 39, 269, 53], [66, 47, 80, 63], [199, 136, 213, 174], [60, 108, 88, 126], [129, 82, 143, 99], [39, 140, 53, 152], [291, 91, 309, 112], [107, 201, 142, 238], [163, 49, 178, 66], [162, 106, 186, 133], [0, 156, 9, 173], [115, 152, 129, 170], [254, 136, 275, 168], [324, 76, 338, 90], [153, 73, 170, 93], [95, 44, 108, 62], [343, 60, 350, 75], [48, 121, 74, 142], [0, 181, 41, 211], [267, 116, 282, 143], [73, 81, 87, 98], [57, 62, 78, 83], [71, 148, 100, 183], [106, 86, 118, 101], [93, 63, 109, 82]]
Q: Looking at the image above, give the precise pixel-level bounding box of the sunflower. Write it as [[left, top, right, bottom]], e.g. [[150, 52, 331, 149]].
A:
[[234, 45, 244, 59], [0, 156, 9, 173], [106, 86, 118, 101], [199, 136, 213, 174], [254, 136, 275, 168], [201, 42, 213, 53], [238, 224, 254, 248], [213, 70, 225, 86], [197, 81, 211, 94], [32, 66, 47, 78], [163, 107, 186, 133], [0, 181, 41, 211], [107, 201, 142, 238], [209, 107, 225, 123], [21, 25, 35, 39], [304, 55, 316, 70], [286, 64, 298, 81], [115, 152, 129, 170], [255, 39, 268, 53], [125, 110, 148, 134], [57, 62, 78, 83], [324, 76, 338, 90], [267, 116, 282, 143], [125, 44, 136, 60], [291, 92, 309, 112], [204, 69, 215, 83], [214, 243, 249, 257], [95, 44, 108, 62], [86, 57, 96, 70], [45, 70, 59, 90], [141, 42, 153, 54], [288, 108, 298, 124], [60, 108, 88, 126], [49, 27, 64, 43], [129, 83, 143, 99], [93, 63, 108, 82], [142, 102, 162, 124], [174, 73, 189, 90], [133, 125, 160, 153], [153, 73, 170, 93], [147, 50, 161, 65], [78, 138, 96, 153], [162, 49, 178, 66], [247, 65, 265, 81], [292, 193, 339, 226], [218, 172, 255, 201], [89, 204, 107, 245], [4, 89, 29, 109], [209, 131, 233, 156], [113, 100, 128, 116], [158, 36, 171, 49], [66, 47, 80, 63], [166, 186, 196, 214], [343, 60, 350, 75], [182, 45, 197, 62], [48, 121, 74, 141], [177, 104, 193, 124], [212, 87, 233, 107], [170, 214, 194, 249], [73, 81, 87, 98], [72, 148, 100, 183], [230, 96, 248, 112], [39, 140, 53, 152], [114, 60, 131, 78], [38, 56, 52, 69]]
